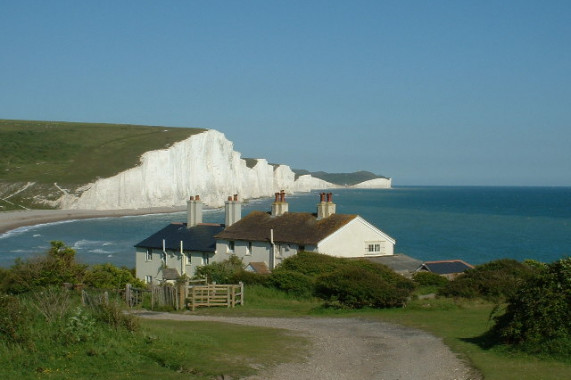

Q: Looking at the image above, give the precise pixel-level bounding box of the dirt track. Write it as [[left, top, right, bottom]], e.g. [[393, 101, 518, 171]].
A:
[[135, 311, 481, 380]]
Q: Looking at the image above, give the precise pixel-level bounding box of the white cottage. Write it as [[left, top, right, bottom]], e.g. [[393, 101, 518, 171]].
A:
[[134, 195, 224, 284], [136, 191, 396, 282], [213, 191, 395, 269]]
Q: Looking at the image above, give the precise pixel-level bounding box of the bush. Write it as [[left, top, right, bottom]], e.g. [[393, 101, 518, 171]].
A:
[[413, 271, 449, 287], [0, 294, 32, 346], [230, 270, 269, 286], [84, 263, 145, 289], [194, 255, 243, 283], [489, 257, 570, 358], [315, 265, 413, 308], [438, 259, 537, 300], [268, 270, 314, 298], [278, 251, 343, 276], [1, 241, 87, 294]]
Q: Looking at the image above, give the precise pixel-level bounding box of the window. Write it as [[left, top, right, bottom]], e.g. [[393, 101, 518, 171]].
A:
[[146, 248, 152, 261], [366, 242, 382, 254], [203, 253, 210, 265], [299, 245, 305, 252], [145, 275, 153, 284], [246, 242, 252, 256], [228, 241, 235, 253]]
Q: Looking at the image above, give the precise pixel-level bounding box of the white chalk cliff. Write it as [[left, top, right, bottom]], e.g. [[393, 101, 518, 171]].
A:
[[350, 178, 392, 189], [57, 130, 340, 210]]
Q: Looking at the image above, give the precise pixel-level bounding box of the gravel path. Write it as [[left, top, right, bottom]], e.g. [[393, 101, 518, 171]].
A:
[[135, 311, 481, 380]]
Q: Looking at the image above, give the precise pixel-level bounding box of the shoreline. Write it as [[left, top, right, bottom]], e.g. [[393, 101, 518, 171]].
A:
[[0, 207, 186, 235]]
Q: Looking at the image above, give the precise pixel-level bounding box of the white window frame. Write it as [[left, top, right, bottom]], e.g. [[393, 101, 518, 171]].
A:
[[365, 242, 382, 255], [227, 241, 235, 253], [145, 275, 153, 284], [146, 248, 152, 261]]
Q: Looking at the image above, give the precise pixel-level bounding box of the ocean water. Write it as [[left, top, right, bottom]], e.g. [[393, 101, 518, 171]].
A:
[[0, 187, 570, 268]]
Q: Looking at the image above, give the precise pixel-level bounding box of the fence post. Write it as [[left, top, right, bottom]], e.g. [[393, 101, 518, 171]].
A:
[[125, 284, 131, 307], [240, 281, 244, 306]]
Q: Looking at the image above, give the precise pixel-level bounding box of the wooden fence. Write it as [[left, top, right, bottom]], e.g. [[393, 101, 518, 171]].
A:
[[124, 279, 244, 311], [187, 282, 244, 311]]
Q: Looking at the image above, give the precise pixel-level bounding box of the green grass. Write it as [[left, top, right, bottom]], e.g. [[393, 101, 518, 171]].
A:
[[0, 119, 204, 184], [0, 304, 307, 380]]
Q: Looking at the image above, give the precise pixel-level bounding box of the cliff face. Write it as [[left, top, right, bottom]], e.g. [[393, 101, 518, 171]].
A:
[[57, 130, 336, 210]]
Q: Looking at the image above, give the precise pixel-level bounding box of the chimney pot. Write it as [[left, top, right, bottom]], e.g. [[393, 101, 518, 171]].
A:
[[189, 195, 194, 201], [228, 196, 232, 201], [327, 193, 333, 202], [234, 194, 238, 201], [196, 195, 200, 201]]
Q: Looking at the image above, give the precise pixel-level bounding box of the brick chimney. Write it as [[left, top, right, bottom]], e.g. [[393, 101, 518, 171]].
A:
[[225, 194, 242, 227], [271, 189, 289, 216], [187, 195, 203, 228], [317, 192, 335, 219]]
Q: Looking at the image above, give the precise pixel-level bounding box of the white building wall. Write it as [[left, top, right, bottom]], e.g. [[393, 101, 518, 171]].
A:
[[136, 248, 214, 283], [317, 217, 395, 258]]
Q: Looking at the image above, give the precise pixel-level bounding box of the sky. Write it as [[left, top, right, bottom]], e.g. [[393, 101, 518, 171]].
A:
[[1, 1, 570, 186]]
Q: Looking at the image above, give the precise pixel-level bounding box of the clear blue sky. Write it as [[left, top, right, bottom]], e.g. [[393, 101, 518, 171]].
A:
[[1, 1, 570, 186]]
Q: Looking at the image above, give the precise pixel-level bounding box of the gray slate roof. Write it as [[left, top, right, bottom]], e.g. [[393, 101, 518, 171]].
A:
[[418, 260, 474, 275], [134, 223, 224, 252], [214, 211, 358, 245]]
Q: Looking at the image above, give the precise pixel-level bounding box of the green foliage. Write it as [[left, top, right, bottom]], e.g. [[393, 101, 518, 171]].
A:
[[194, 255, 244, 283], [438, 258, 537, 300], [268, 270, 314, 298], [278, 250, 344, 276], [84, 263, 145, 289], [1, 241, 87, 294], [0, 294, 32, 346], [315, 265, 413, 308], [230, 270, 269, 286], [413, 271, 449, 287], [268, 252, 414, 308], [489, 257, 570, 358]]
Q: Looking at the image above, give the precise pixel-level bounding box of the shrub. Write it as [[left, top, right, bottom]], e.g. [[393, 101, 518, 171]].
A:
[[230, 270, 269, 286], [84, 263, 145, 289], [489, 257, 570, 358], [413, 271, 449, 287], [194, 255, 243, 283], [438, 258, 537, 300], [268, 270, 314, 298], [1, 241, 87, 294], [0, 294, 32, 346], [315, 265, 412, 308], [278, 251, 343, 276]]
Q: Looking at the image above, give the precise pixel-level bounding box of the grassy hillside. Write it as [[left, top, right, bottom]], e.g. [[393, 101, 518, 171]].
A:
[[293, 169, 389, 185], [0, 120, 204, 184], [0, 120, 205, 210]]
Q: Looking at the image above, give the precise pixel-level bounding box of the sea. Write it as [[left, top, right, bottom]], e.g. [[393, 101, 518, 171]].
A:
[[0, 186, 570, 269]]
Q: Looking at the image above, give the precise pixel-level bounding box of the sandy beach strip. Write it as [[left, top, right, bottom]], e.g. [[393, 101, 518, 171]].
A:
[[0, 207, 186, 235]]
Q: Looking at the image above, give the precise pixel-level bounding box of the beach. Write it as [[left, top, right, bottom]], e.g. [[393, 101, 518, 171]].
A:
[[0, 207, 186, 235]]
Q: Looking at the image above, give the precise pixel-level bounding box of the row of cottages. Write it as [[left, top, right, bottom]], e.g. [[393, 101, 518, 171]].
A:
[[135, 191, 396, 284]]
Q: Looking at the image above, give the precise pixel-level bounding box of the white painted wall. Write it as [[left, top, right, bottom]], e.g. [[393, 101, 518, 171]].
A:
[[135, 248, 213, 283], [317, 217, 395, 257]]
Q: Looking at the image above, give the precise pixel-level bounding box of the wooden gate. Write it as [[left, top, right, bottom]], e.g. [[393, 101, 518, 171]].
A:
[[187, 282, 244, 311]]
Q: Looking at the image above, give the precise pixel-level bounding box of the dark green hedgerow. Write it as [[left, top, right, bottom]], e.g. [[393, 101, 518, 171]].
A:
[[438, 258, 538, 301], [487, 257, 571, 359]]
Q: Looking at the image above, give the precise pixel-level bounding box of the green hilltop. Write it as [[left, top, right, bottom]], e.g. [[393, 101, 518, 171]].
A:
[[0, 120, 205, 184], [0, 120, 204, 210]]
